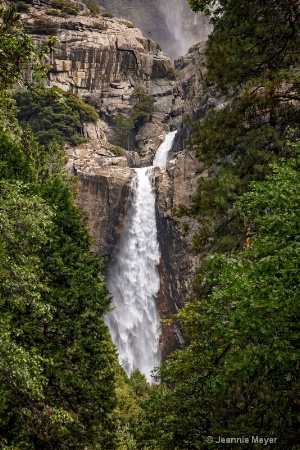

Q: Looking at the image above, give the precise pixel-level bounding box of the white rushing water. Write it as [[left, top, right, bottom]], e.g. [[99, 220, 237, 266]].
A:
[[158, 0, 212, 59], [153, 130, 177, 167], [105, 130, 177, 382]]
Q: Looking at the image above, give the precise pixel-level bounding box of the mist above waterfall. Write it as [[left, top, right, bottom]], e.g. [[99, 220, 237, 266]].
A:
[[96, 0, 212, 60], [158, 0, 212, 59]]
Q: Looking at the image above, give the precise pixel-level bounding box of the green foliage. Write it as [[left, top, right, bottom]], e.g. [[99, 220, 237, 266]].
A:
[[14, 87, 99, 147], [112, 368, 153, 450], [166, 67, 177, 80], [92, 20, 108, 31], [0, 133, 34, 182], [187, 0, 300, 91], [131, 87, 156, 127], [51, 0, 79, 15], [30, 18, 59, 35], [185, 95, 300, 253], [0, 121, 118, 448], [142, 150, 300, 449], [113, 113, 135, 150], [187, 0, 216, 14], [20, 126, 67, 182], [0, 4, 53, 88], [45, 7, 67, 17], [101, 12, 114, 18], [82, 0, 100, 17], [0, 155, 119, 449], [0, 180, 53, 436], [125, 21, 135, 28], [0, 91, 22, 143], [182, 0, 300, 255], [110, 145, 126, 157], [0, 11, 119, 448], [112, 87, 155, 151], [15, 1, 30, 12]]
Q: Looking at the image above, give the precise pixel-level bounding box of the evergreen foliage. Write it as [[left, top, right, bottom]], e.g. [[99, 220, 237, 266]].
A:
[[82, 0, 100, 17], [129, 1, 300, 448], [51, 0, 79, 15], [179, 0, 300, 255], [14, 87, 99, 147], [145, 151, 300, 449], [0, 4, 54, 88], [113, 87, 155, 150], [30, 18, 59, 35], [0, 5, 120, 448]]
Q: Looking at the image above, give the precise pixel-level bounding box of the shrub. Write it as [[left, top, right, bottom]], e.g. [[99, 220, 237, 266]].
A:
[[30, 19, 59, 35], [15, 1, 30, 12], [101, 12, 114, 18], [51, 0, 79, 15], [8, 0, 32, 3], [125, 21, 134, 28], [45, 8, 67, 17], [109, 145, 125, 157], [130, 87, 155, 127], [91, 21, 108, 31], [166, 66, 177, 80], [82, 0, 100, 17], [14, 87, 99, 147]]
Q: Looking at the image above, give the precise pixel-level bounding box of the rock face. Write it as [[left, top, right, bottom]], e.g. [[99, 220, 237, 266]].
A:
[[29, 9, 184, 162], [65, 121, 133, 257], [171, 42, 225, 155], [153, 150, 202, 354]]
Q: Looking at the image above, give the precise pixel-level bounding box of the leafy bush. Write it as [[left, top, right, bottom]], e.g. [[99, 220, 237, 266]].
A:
[[125, 21, 134, 28], [101, 12, 114, 18], [30, 18, 59, 35], [51, 0, 79, 15], [112, 88, 155, 149], [15, 1, 30, 12], [8, 0, 32, 3], [0, 7, 118, 449], [82, 0, 100, 17], [109, 145, 125, 157], [14, 87, 99, 147], [91, 21, 108, 31], [130, 86, 155, 127], [166, 66, 177, 80], [45, 7, 67, 17]]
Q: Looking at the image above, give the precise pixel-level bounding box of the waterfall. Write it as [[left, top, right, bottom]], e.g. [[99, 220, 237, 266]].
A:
[[158, 0, 212, 59], [153, 130, 177, 167], [105, 130, 177, 382]]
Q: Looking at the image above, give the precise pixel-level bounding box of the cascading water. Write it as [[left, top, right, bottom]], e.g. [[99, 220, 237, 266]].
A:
[[153, 130, 177, 167], [105, 130, 177, 382]]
